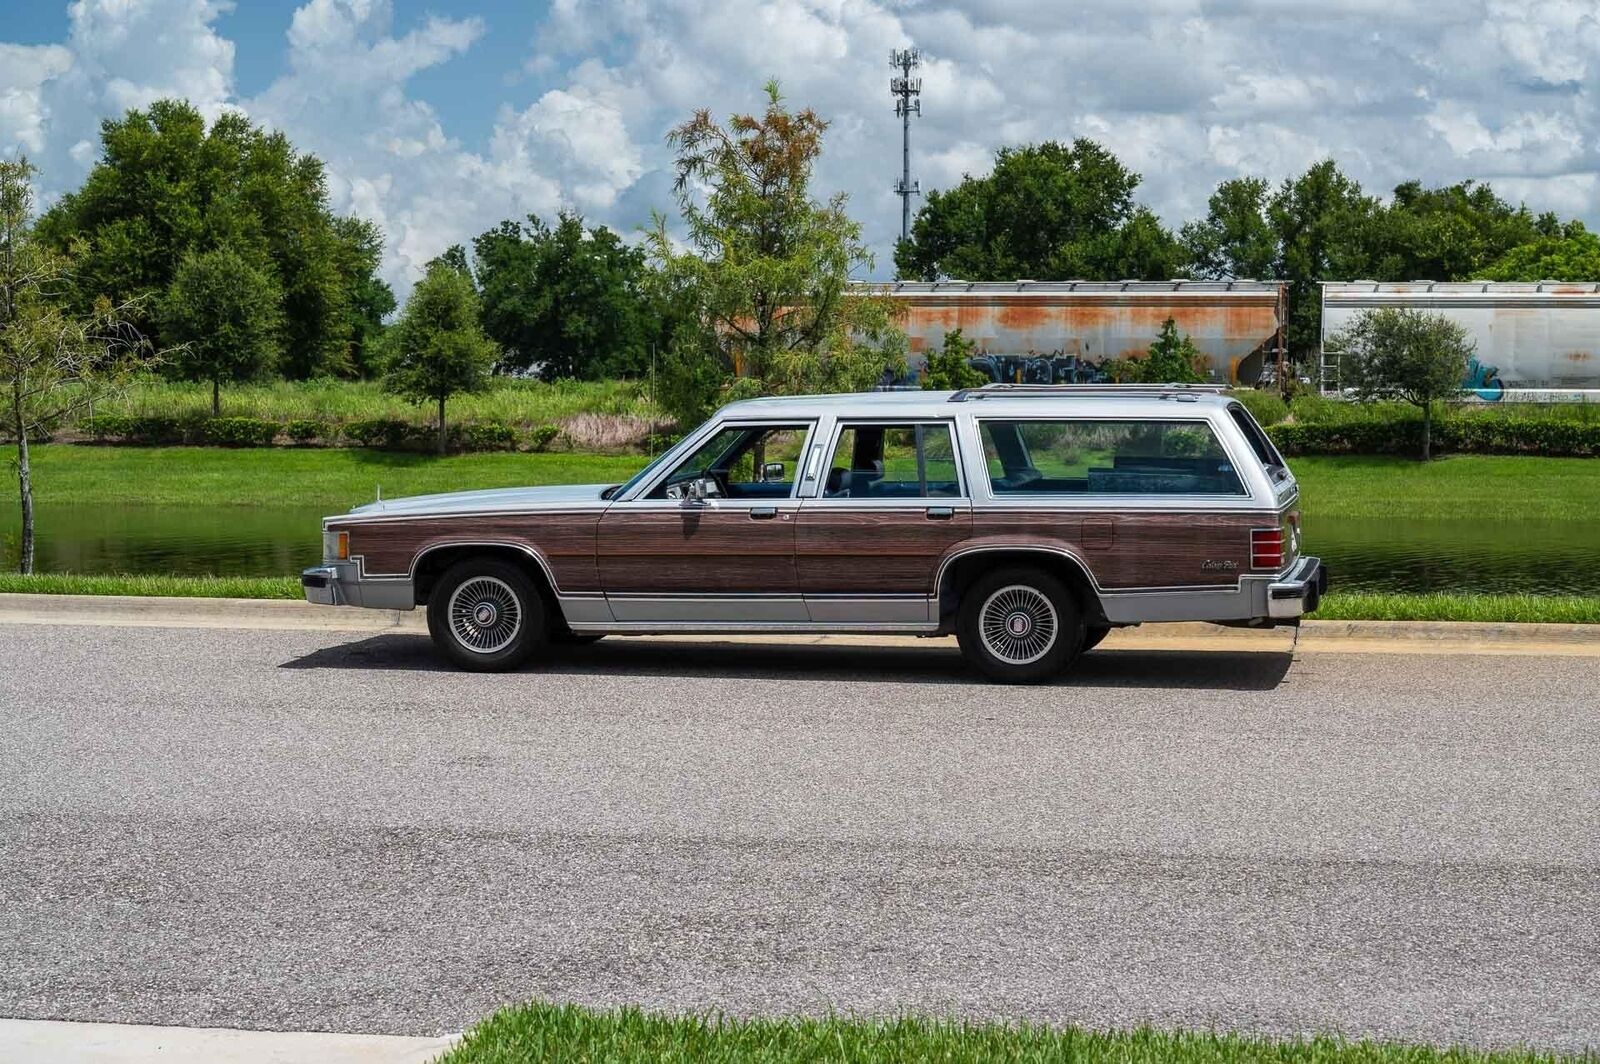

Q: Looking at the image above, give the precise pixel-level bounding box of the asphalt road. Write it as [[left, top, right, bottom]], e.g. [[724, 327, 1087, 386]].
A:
[[1, 623, 1597, 1052]]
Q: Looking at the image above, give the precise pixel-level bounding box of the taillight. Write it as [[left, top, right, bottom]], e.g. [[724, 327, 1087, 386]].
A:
[[1251, 527, 1284, 570]]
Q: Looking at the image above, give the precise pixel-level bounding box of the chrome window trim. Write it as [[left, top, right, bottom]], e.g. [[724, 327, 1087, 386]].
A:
[[964, 412, 1270, 506], [804, 416, 970, 505]]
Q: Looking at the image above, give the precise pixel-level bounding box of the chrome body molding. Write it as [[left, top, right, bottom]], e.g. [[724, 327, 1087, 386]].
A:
[[564, 619, 943, 636]]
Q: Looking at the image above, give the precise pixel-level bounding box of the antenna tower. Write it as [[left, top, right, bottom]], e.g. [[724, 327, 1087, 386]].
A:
[[890, 48, 923, 246]]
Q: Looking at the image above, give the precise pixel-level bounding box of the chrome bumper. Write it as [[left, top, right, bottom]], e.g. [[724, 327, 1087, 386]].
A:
[[1267, 556, 1328, 619], [301, 563, 415, 610]]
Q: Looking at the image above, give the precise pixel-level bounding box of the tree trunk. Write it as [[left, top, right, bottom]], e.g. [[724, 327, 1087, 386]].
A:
[[212, 376, 221, 417], [1421, 401, 1432, 462], [12, 383, 34, 575], [437, 394, 447, 456]]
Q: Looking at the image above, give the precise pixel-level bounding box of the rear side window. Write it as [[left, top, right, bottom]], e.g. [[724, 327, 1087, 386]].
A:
[[824, 423, 963, 499], [1227, 404, 1289, 483], [979, 419, 1245, 496]]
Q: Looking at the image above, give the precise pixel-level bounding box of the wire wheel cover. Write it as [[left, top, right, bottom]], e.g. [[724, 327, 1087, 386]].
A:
[[979, 584, 1059, 665], [447, 576, 523, 654]]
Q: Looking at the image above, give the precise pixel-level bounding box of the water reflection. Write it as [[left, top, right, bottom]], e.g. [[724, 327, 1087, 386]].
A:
[[1, 504, 1597, 596]]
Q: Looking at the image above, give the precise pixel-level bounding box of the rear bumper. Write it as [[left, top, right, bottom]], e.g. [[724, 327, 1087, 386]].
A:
[[1267, 555, 1328, 619], [301, 563, 414, 610]]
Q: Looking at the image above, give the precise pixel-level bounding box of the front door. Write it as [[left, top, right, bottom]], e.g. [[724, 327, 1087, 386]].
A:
[[794, 421, 972, 624], [597, 422, 814, 622]]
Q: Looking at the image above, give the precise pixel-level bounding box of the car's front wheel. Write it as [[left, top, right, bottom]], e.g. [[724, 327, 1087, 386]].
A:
[[426, 558, 545, 672], [956, 567, 1083, 684]]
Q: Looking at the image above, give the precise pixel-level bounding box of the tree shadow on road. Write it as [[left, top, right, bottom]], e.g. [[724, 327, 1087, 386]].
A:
[[280, 634, 1293, 691]]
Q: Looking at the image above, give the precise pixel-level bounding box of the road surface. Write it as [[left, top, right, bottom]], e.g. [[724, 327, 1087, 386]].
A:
[[1, 622, 1596, 1051]]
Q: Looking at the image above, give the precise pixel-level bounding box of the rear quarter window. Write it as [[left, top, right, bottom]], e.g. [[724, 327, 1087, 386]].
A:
[[979, 419, 1246, 496], [1226, 404, 1291, 485]]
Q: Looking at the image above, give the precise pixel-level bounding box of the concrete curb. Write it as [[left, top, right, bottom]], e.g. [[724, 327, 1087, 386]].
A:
[[0, 1017, 456, 1064], [3, 592, 1599, 656]]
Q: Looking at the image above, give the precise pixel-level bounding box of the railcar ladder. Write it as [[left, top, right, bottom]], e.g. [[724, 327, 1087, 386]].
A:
[[1319, 347, 1340, 396]]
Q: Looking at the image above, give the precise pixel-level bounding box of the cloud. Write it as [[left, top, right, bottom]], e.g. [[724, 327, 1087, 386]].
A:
[[1, 0, 1597, 293]]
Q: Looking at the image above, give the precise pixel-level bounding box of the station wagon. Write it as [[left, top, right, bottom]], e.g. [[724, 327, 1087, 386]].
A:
[[302, 384, 1327, 683]]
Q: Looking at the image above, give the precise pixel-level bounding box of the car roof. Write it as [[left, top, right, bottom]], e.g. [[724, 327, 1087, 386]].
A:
[[718, 387, 1240, 419]]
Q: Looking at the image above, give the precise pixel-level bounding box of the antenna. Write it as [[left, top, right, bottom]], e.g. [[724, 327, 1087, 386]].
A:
[[889, 48, 923, 249]]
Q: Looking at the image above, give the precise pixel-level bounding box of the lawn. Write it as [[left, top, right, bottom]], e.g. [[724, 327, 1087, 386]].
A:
[[1291, 455, 1600, 522], [434, 1003, 1572, 1064]]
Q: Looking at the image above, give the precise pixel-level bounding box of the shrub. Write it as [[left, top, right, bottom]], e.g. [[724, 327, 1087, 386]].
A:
[[80, 414, 184, 444], [285, 419, 328, 443], [527, 424, 562, 452], [451, 421, 517, 452], [1229, 389, 1288, 427], [198, 417, 280, 447], [343, 418, 415, 449], [1268, 415, 1600, 458], [81, 414, 135, 440]]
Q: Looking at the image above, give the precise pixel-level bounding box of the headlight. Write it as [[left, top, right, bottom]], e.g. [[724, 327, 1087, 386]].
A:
[[323, 530, 349, 561]]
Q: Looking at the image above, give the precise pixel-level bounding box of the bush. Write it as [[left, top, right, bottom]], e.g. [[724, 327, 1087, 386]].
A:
[[197, 417, 280, 447], [80, 414, 184, 444], [1229, 389, 1288, 427], [451, 421, 517, 452], [527, 424, 562, 452], [285, 419, 329, 443], [343, 418, 415, 449], [1268, 415, 1600, 458]]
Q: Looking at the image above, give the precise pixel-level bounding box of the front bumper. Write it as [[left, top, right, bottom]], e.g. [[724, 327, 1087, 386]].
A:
[[1267, 555, 1328, 619], [301, 563, 414, 610]]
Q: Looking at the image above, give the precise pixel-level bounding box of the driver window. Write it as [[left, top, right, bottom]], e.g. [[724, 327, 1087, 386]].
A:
[[649, 424, 812, 500]]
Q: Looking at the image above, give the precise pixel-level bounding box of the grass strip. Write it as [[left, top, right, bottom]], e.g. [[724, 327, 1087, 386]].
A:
[[1290, 455, 1600, 522], [434, 1003, 1572, 1064], [1309, 592, 1600, 625], [0, 572, 301, 599], [1, 576, 1597, 626]]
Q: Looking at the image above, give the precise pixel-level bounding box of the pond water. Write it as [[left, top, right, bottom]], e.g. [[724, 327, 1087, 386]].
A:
[[2, 504, 1597, 596]]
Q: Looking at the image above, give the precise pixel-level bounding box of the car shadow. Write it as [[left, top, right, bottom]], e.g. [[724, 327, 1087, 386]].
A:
[[281, 634, 1293, 691]]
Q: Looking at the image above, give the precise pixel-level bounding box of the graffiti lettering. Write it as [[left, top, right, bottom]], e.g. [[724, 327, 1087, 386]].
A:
[[1464, 357, 1504, 402]]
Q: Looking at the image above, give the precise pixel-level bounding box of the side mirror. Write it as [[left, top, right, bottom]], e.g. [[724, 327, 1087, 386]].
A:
[[761, 461, 785, 482]]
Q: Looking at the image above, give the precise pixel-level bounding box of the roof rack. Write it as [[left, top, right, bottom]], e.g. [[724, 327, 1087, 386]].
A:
[[948, 383, 1231, 402]]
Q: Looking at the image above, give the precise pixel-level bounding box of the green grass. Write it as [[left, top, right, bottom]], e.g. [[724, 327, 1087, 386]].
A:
[[72, 376, 663, 426], [434, 1003, 1573, 1064], [0, 572, 301, 599], [1291, 455, 1600, 522], [1310, 592, 1600, 625], [6, 445, 647, 508]]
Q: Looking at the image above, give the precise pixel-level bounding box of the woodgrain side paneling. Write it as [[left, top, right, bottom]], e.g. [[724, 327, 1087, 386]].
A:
[[969, 510, 1261, 589], [795, 508, 973, 595], [596, 509, 798, 594], [331, 513, 601, 591]]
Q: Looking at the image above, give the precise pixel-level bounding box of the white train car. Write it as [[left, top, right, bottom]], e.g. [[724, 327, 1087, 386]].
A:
[[1321, 281, 1600, 400]]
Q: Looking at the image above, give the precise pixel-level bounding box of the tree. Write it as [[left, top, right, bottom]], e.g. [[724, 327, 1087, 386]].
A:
[[1180, 177, 1277, 280], [894, 139, 1185, 282], [1330, 307, 1473, 460], [474, 213, 658, 379], [647, 80, 905, 425], [1268, 160, 1381, 366], [331, 216, 395, 378], [382, 263, 496, 454], [1483, 222, 1600, 282], [37, 99, 390, 379], [1127, 318, 1204, 383], [158, 247, 283, 414], [2, 158, 150, 573], [920, 328, 987, 390]]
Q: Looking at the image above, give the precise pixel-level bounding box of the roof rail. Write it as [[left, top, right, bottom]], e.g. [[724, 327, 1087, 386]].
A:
[[948, 383, 1231, 402]]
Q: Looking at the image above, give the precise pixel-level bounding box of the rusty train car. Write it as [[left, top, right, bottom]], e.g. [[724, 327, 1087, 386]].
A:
[[1321, 281, 1600, 399], [864, 280, 1287, 387]]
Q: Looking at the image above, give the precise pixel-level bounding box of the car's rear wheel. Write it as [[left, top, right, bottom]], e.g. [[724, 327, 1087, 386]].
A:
[[426, 558, 545, 672], [956, 567, 1083, 684]]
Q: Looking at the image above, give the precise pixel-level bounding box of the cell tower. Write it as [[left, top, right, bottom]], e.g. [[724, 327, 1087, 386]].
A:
[[890, 48, 922, 245]]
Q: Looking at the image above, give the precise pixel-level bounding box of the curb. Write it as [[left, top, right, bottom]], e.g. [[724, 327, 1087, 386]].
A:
[[0, 1017, 456, 1064], [3, 592, 1599, 655]]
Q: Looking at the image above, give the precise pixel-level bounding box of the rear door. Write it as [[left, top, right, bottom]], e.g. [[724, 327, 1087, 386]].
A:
[[794, 420, 972, 624]]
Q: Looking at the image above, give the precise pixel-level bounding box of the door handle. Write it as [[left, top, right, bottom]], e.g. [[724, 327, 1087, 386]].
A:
[[749, 507, 778, 520], [925, 506, 955, 520]]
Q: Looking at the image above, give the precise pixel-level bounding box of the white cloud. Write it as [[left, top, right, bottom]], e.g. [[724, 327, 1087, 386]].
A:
[[0, 0, 1597, 294]]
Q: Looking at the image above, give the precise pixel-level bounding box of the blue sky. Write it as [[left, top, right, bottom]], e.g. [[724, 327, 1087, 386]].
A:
[[2, 1, 1597, 296]]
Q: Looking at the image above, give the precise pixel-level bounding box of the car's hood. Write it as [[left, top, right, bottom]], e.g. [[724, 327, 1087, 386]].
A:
[[343, 483, 612, 518]]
